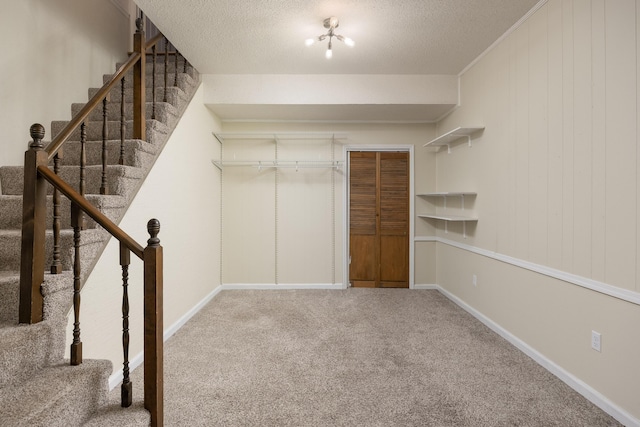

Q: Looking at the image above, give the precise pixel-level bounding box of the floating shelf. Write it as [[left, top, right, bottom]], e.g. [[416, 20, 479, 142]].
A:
[[418, 214, 478, 222], [418, 214, 477, 238], [423, 126, 484, 153]]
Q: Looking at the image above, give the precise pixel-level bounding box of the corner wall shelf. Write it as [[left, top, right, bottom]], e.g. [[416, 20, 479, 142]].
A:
[[417, 192, 477, 238], [423, 127, 484, 153]]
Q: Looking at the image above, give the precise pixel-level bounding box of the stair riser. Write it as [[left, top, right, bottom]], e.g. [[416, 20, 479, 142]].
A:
[[0, 229, 107, 272], [57, 140, 156, 169], [0, 195, 124, 230], [51, 119, 168, 143], [71, 101, 176, 123], [0, 320, 66, 388], [0, 166, 143, 198]]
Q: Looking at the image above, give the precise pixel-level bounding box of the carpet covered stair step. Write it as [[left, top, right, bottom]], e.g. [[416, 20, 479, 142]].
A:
[[0, 228, 108, 272], [56, 139, 157, 169], [0, 270, 77, 325], [0, 320, 66, 388], [118, 59, 198, 79], [71, 101, 178, 125], [88, 84, 188, 107], [0, 164, 145, 198], [51, 119, 169, 145], [103, 69, 197, 94], [0, 359, 112, 427], [0, 194, 127, 231]]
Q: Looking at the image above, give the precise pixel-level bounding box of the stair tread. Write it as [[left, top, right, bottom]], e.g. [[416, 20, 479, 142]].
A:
[[0, 271, 19, 280]]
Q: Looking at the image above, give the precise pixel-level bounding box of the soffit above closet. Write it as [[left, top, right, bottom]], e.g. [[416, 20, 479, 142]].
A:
[[134, 0, 541, 121]]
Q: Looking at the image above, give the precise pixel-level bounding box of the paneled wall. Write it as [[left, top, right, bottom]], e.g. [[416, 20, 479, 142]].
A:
[[436, 0, 640, 421], [439, 0, 640, 294]]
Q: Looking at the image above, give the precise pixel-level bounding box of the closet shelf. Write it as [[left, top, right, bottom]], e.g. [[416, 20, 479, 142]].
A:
[[423, 126, 484, 153], [213, 132, 348, 144], [211, 160, 343, 171]]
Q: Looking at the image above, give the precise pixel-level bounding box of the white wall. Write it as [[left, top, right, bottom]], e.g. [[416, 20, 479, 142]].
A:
[[219, 121, 436, 287], [68, 85, 223, 376], [0, 0, 130, 169], [435, 0, 640, 422]]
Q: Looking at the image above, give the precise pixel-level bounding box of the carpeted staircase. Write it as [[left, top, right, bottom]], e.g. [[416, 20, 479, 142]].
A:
[[0, 56, 200, 426]]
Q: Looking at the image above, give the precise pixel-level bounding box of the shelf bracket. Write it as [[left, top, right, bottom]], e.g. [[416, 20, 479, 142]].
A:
[[444, 221, 448, 234], [210, 160, 222, 171], [446, 144, 451, 154], [466, 135, 472, 147], [463, 221, 467, 239]]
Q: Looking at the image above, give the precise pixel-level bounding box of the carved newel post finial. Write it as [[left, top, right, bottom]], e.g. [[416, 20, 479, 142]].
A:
[[29, 123, 45, 150], [147, 219, 160, 246], [136, 17, 143, 33]]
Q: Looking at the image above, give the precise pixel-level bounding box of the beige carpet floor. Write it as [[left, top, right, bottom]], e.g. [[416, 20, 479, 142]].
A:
[[122, 289, 621, 426]]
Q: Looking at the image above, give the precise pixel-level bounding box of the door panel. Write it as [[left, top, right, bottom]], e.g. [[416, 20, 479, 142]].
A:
[[349, 235, 376, 283], [349, 151, 409, 288], [380, 235, 408, 285]]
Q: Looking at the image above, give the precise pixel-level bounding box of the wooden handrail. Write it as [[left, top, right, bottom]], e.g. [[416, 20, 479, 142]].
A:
[[146, 32, 164, 50], [37, 165, 144, 258], [45, 52, 142, 162]]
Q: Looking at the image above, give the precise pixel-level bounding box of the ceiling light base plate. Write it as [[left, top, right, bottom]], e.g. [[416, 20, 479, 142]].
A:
[[323, 17, 339, 29]]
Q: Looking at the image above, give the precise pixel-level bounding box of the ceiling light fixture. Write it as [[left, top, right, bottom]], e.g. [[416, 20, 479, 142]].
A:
[[305, 16, 354, 59]]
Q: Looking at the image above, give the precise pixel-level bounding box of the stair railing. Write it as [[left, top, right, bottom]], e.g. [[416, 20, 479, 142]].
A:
[[18, 14, 188, 427]]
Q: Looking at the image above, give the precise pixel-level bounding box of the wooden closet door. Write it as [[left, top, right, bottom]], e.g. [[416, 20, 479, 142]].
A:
[[349, 152, 378, 287], [349, 151, 409, 288], [379, 152, 409, 287]]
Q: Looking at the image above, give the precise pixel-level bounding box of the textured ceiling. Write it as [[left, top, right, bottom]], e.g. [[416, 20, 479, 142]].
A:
[[133, 0, 541, 121]]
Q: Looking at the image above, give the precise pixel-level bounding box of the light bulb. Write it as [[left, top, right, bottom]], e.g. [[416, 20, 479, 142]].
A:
[[325, 48, 332, 59], [305, 38, 315, 46], [344, 37, 355, 47]]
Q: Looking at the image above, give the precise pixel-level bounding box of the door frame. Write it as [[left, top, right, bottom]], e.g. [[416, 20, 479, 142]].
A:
[[342, 144, 415, 289]]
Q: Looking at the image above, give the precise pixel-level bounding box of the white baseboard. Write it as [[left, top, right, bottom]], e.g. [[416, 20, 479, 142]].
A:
[[108, 285, 224, 389], [413, 283, 438, 290], [221, 283, 345, 290], [428, 285, 639, 427]]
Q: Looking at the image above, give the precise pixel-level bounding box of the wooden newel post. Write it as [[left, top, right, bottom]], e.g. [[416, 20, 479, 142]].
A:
[[19, 124, 48, 324], [144, 219, 163, 427], [133, 16, 146, 141]]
